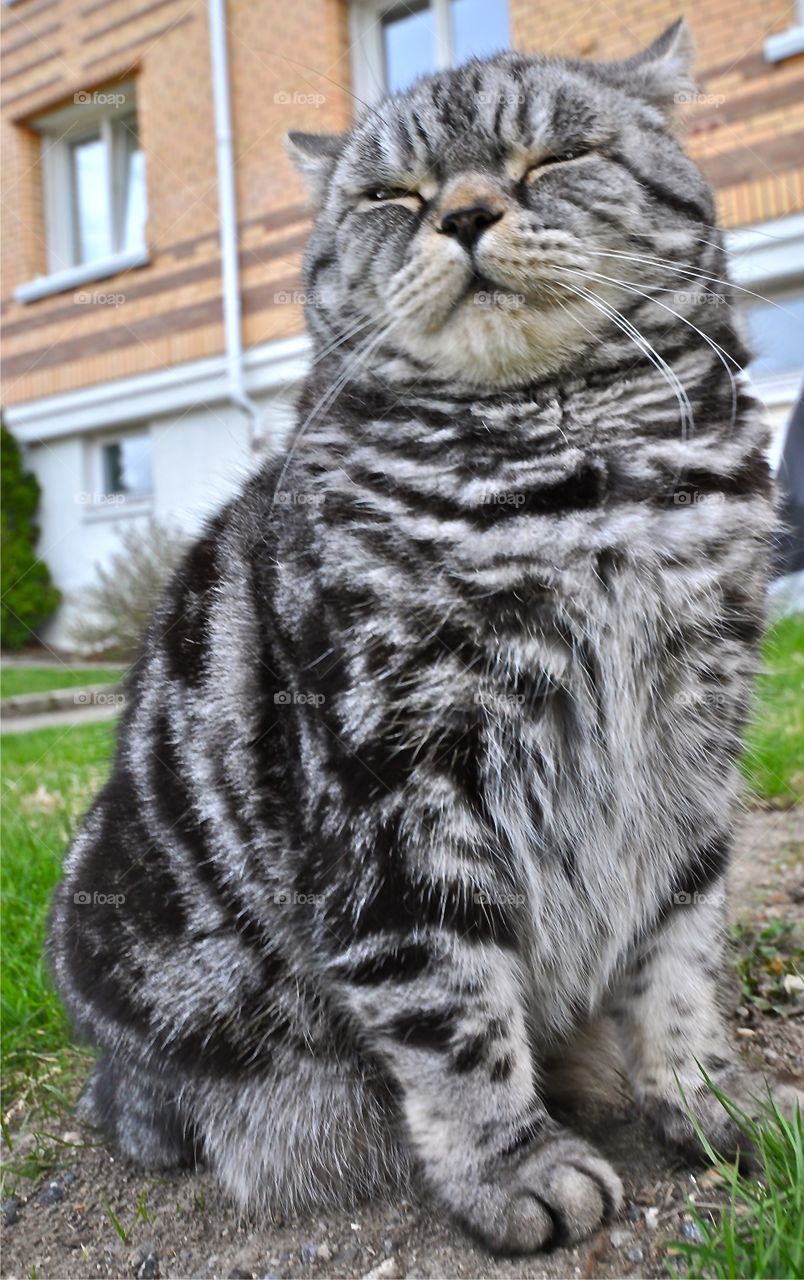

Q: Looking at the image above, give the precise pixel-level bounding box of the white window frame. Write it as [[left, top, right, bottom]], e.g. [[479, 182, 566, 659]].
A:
[[82, 427, 154, 521], [765, 0, 804, 61], [349, 0, 480, 105], [15, 82, 149, 304]]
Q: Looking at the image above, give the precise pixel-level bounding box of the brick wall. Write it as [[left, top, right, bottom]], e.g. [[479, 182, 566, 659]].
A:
[[0, 0, 352, 408]]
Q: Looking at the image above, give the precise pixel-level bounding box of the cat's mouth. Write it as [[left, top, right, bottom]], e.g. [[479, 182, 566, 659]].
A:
[[460, 268, 562, 314]]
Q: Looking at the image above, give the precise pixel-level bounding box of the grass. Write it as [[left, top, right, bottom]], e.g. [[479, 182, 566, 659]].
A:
[[0, 664, 124, 700], [668, 1077, 803, 1279], [742, 613, 804, 804], [1, 719, 116, 1105]]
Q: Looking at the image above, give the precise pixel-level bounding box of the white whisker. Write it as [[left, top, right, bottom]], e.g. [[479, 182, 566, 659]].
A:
[[553, 264, 739, 431]]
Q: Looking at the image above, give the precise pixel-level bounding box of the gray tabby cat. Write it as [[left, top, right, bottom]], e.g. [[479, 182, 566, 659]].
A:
[[50, 19, 783, 1254]]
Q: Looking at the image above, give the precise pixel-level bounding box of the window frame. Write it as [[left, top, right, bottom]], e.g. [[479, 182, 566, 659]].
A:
[[82, 427, 154, 520], [15, 82, 149, 303], [350, 0, 504, 105], [764, 0, 804, 62]]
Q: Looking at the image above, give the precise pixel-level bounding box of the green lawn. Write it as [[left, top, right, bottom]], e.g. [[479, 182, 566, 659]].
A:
[[0, 617, 801, 1107], [1, 665, 124, 700], [743, 613, 804, 804], [1, 719, 117, 1104]]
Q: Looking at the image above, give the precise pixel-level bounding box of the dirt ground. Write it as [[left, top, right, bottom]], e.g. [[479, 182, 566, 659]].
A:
[[2, 805, 801, 1280]]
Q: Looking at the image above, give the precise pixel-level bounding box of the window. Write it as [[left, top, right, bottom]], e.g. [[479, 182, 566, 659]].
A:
[[351, 0, 509, 103], [15, 82, 148, 301], [91, 432, 153, 507], [739, 290, 804, 380]]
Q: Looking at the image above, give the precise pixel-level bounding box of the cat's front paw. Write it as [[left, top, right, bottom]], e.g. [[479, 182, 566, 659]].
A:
[[458, 1132, 623, 1255]]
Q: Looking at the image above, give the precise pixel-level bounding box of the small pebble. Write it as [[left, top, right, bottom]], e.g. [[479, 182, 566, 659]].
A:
[[317, 1243, 333, 1262], [610, 1229, 635, 1248], [682, 1219, 704, 1242], [362, 1259, 403, 1280], [626, 1247, 644, 1263], [300, 1241, 319, 1264], [763, 1048, 778, 1063], [138, 1252, 160, 1279], [62, 1171, 77, 1186], [1, 1198, 19, 1226], [643, 1207, 660, 1230], [37, 1181, 64, 1206]]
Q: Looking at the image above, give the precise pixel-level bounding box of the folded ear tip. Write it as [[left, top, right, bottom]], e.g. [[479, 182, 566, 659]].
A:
[[286, 131, 345, 160]]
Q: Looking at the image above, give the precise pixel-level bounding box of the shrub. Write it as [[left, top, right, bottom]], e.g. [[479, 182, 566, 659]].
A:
[[0, 424, 61, 650], [68, 518, 188, 659]]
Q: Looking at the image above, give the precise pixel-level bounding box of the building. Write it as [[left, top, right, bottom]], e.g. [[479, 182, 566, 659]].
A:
[[2, 0, 803, 644]]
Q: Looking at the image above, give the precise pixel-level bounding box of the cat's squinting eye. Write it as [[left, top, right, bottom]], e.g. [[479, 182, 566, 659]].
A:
[[362, 187, 423, 204], [523, 151, 584, 182]]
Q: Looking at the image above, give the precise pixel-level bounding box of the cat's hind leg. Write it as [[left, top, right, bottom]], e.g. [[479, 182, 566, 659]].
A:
[[78, 1051, 198, 1170]]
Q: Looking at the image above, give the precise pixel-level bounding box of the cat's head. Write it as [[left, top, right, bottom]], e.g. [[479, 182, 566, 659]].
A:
[[289, 20, 717, 392]]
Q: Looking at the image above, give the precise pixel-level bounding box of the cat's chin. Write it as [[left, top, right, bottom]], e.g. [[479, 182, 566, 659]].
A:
[[391, 289, 602, 390]]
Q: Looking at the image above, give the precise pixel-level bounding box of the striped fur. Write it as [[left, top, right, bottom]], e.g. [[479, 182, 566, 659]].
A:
[[49, 22, 783, 1254]]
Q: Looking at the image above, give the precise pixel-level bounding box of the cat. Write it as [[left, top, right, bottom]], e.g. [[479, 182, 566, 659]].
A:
[[49, 19, 785, 1255]]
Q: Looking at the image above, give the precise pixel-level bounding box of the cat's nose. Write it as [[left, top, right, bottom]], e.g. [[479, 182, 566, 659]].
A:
[[439, 203, 503, 251]]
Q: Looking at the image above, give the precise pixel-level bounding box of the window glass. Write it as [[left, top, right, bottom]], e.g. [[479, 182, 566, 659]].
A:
[[71, 135, 111, 263], [102, 436, 152, 497], [740, 292, 804, 378], [121, 117, 147, 253], [382, 1, 435, 94], [450, 0, 509, 63]]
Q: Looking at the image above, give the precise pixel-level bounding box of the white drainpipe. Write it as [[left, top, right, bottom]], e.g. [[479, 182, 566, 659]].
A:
[[208, 0, 264, 447]]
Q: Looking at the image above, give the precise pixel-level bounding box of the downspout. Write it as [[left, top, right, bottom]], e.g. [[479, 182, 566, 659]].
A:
[[208, 0, 264, 448]]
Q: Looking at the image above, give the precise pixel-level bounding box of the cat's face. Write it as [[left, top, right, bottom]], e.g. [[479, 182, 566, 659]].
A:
[[291, 20, 715, 391]]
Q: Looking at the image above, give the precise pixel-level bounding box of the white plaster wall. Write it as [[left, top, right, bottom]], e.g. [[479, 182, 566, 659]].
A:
[[24, 390, 297, 649]]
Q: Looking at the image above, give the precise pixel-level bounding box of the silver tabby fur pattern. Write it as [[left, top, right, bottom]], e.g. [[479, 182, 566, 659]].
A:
[[49, 20, 785, 1254]]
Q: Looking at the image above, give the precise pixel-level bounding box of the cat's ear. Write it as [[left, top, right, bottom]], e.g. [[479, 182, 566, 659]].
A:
[[609, 19, 696, 118], [287, 132, 346, 203]]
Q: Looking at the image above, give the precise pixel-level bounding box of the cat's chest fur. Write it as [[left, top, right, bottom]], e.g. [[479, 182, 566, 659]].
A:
[[299, 402, 741, 1031]]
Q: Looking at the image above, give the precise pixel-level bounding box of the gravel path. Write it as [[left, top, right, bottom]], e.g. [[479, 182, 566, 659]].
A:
[[2, 806, 801, 1280]]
